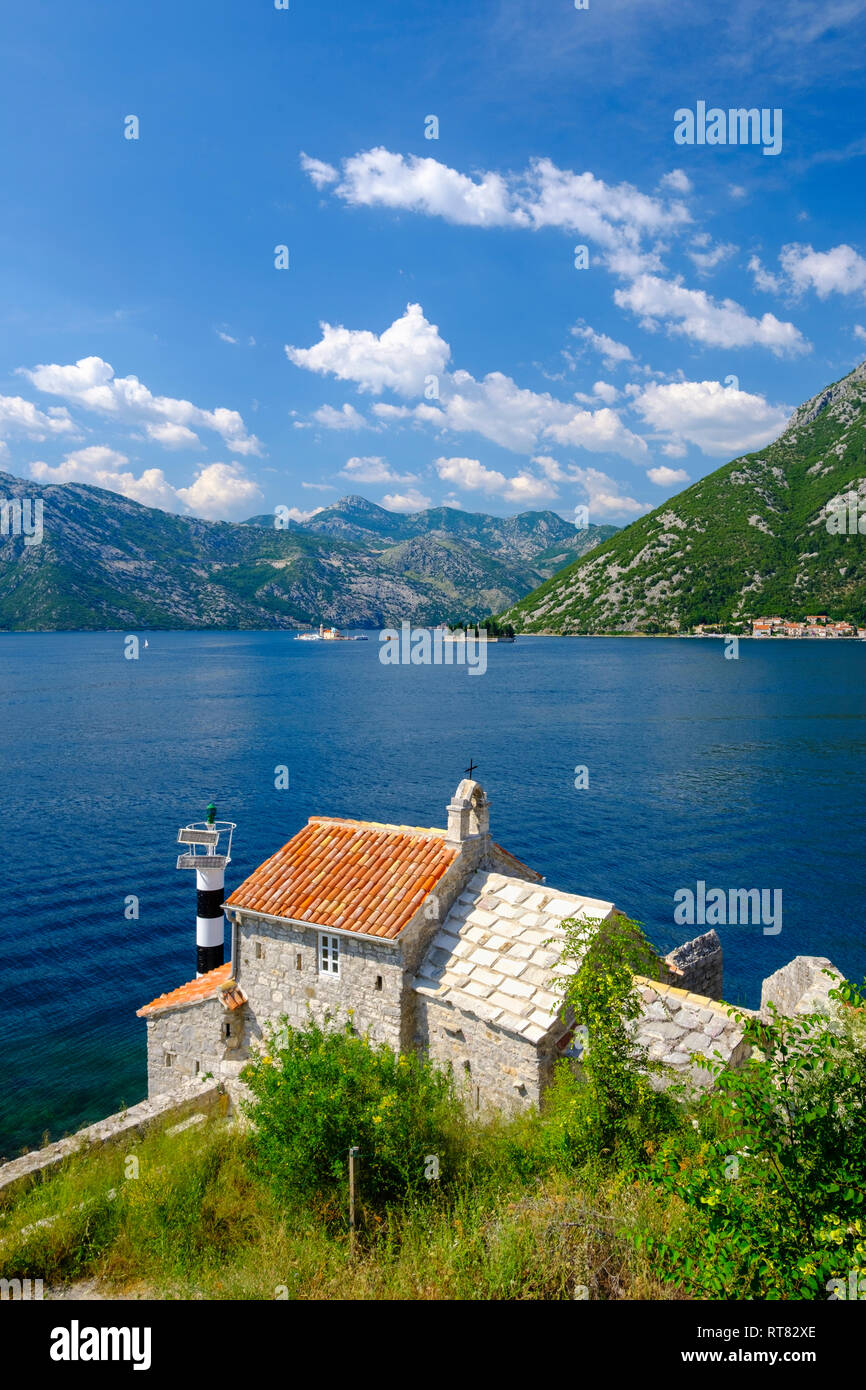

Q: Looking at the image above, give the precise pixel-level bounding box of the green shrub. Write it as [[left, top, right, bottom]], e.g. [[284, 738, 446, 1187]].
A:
[[552, 913, 681, 1168], [641, 977, 866, 1298], [242, 1014, 466, 1213]]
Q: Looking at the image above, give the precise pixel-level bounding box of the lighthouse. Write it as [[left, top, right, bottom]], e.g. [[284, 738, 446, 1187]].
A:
[[176, 803, 236, 976]]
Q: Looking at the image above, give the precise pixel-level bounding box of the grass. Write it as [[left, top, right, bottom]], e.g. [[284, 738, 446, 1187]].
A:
[[0, 1107, 685, 1300]]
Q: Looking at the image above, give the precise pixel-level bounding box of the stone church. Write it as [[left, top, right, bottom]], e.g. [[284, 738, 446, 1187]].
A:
[[137, 779, 750, 1111]]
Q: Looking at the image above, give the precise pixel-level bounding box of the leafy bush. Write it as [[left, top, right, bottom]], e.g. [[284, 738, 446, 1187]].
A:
[[242, 1014, 466, 1213], [553, 913, 680, 1168], [641, 977, 866, 1298]]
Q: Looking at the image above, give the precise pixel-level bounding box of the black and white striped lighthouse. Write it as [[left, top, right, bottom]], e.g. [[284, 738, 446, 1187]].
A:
[[176, 803, 236, 976]]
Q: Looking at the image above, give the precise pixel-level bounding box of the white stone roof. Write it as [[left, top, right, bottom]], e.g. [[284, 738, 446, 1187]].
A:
[[413, 870, 615, 1045]]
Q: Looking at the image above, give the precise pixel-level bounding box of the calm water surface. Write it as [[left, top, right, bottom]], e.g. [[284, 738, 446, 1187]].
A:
[[1, 632, 864, 1158]]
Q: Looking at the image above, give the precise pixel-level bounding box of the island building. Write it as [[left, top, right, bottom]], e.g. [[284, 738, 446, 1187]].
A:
[[136, 780, 756, 1112]]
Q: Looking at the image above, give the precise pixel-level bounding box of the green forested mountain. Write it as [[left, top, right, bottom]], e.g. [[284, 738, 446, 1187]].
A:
[[503, 362, 866, 633], [0, 477, 614, 630]]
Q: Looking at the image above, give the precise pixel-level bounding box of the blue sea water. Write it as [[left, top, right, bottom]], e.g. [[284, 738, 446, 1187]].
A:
[[1, 631, 864, 1160]]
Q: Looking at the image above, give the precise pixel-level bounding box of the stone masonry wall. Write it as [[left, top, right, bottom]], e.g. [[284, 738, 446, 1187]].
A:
[[664, 929, 723, 1001], [235, 914, 403, 1051], [145, 996, 232, 1098], [419, 998, 559, 1113]]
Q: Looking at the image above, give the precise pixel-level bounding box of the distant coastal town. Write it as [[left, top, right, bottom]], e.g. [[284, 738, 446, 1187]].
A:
[[694, 615, 866, 639]]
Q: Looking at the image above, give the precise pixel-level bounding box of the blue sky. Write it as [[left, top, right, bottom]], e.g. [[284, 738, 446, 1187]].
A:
[[2, 0, 866, 524]]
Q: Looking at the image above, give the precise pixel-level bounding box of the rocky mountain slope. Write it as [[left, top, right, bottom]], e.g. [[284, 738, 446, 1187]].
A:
[[503, 362, 866, 633], [0, 478, 614, 630]]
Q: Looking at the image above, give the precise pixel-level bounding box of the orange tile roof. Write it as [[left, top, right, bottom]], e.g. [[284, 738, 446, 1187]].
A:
[[137, 962, 235, 1017], [224, 816, 459, 940]]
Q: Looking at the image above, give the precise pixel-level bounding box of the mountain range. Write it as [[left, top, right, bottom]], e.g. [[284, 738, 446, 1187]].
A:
[[0, 482, 613, 630], [503, 362, 866, 634]]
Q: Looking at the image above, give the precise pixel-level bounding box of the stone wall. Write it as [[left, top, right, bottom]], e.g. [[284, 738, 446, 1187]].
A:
[[418, 997, 559, 1112], [235, 914, 404, 1051], [144, 996, 232, 1098], [760, 955, 842, 1020], [664, 929, 723, 1000], [0, 1080, 224, 1197]]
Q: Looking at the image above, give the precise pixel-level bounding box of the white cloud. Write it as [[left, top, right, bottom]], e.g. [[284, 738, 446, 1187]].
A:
[[854, 324, 866, 342], [647, 465, 690, 485], [660, 169, 692, 194], [286, 303, 450, 396], [570, 323, 635, 369], [216, 329, 238, 344], [778, 242, 866, 298], [317, 147, 524, 228], [747, 254, 783, 294], [0, 394, 79, 444], [687, 234, 736, 275], [302, 147, 690, 267], [630, 380, 792, 456], [279, 505, 325, 523], [338, 455, 418, 485], [307, 403, 369, 430], [381, 487, 432, 512], [434, 455, 558, 504], [176, 462, 264, 519], [21, 356, 262, 455], [30, 446, 183, 511], [614, 274, 809, 355], [28, 446, 263, 520], [144, 421, 200, 449], [591, 381, 618, 404], [300, 152, 339, 188], [569, 466, 651, 520], [289, 305, 648, 461]]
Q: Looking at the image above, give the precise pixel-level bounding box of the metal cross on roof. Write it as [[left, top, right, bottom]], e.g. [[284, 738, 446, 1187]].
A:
[[465, 759, 478, 778]]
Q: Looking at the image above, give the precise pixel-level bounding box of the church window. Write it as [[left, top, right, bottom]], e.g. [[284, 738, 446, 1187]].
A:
[[319, 932, 340, 976]]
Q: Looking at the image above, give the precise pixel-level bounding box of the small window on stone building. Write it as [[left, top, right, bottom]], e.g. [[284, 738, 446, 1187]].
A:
[[319, 932, 340, 976], [296, 953, 302, 971], [164, 1053, 175, 1068], [255, 941, 264, 960], [375, 975, 382, 991], [223, 1022, 231, 1040], [194, 1060, 200, 1076]]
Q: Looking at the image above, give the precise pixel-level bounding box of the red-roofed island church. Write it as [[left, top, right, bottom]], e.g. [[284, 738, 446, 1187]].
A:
[[137, 780, 831, 1113]]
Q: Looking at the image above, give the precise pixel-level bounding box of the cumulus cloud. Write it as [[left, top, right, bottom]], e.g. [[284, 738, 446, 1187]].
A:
[[28, 447, 263, 520], [686, 234, 737, 275], [647, 465, 690, 485], [854, 324, 866, 342], [338, 455, 418, 485], [750, 243, 866, 300], [568, 465, 651, 519], [778, 242, 866, 298], [434, 456, 558, 504], [307, 403, 370, 430], [747, 255, 783, 294], [300, 152, 339, 188], [286, 303, 450, 396], [301, 147, 690, 268], [21, 356, 262, 455], [381, 487, 432, 512], [660, 169, 692, 194], [144, 421, 200, 449], [0, 394, 79, 444], [289, 305, 648, 462], [630, 380, 792, 456], [176, 462, 264, 519], [613, 274, 809, 355], [570, 322, 635, 369]]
